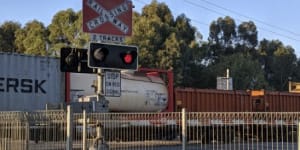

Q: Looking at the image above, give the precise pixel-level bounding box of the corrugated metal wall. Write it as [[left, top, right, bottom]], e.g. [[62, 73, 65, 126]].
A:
[[265, 91, 300, 112], [175, 88, 250, 112], [0, 53, 64, 111], [175, 88, 300, 112]]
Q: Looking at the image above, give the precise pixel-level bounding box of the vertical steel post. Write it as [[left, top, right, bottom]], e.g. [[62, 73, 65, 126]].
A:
[[66, 105, 73, 150], [289, 81, 292, 92], [95, 69, 107, 149], [298, 122, 300, 150], [96, 120, 101, 139], [83, 109, 87, 150], [97, 68, 104, 145], [167, 70, 174, 112], [65, 72, 71, 104], [182, 108, 187, 150], [25, 117, 29, 150], [97, 69, 103, 102], [226, 68, 230, 90]]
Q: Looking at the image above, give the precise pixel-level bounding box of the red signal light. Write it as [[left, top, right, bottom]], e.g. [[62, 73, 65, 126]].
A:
[[123, 53, 133, 64], [121, 51, 137, 65]]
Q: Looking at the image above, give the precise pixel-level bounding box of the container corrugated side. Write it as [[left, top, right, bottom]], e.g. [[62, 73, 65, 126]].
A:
[[175, 88, 300, 112], [265, 91, 300, 112], [175, 88, 251, 112], [0, 53, 64, 111]]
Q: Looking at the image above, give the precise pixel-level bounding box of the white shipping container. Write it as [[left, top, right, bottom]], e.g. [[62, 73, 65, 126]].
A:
[[0, 53, 65, 111]]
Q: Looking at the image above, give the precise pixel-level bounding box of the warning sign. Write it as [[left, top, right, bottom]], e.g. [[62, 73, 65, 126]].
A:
[[104, 71, 121, 97], [83, 0, 132, 36]]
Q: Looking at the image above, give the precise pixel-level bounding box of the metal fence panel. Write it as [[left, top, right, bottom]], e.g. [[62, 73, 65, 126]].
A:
[[0, 111, 300, 150]]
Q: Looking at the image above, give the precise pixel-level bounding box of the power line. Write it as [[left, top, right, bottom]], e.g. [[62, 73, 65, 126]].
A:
[[184, 0, 300, 42], [132, 0, 300, 42], [190, 19, 210, 26], [259, 26, 300, 42], [135, 1, 209, 24], [184, 0, 225, 17], [196, 0, 300, 37], [134, 0, 147, 5]]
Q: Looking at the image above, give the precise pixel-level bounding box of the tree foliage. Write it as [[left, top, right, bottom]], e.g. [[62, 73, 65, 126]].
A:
[[127, 1, 175, 68], [237, 21, 258, 51], [48, 9, 89, 56], [213, 54, 268, 90], [204, 16, 298, 91], [0, 21, 21, 52], [126, 1, 201, 86], [15, 20, 48, 56], [258, 39, 298, 90]]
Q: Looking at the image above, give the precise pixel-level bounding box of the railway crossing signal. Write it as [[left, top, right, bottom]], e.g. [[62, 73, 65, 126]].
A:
[[60, 47, 96, 73], [88, 42, 138, 70], [60, 44, 138, 73]]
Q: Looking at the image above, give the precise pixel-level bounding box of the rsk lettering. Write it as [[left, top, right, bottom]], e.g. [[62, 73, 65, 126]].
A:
[[0, 78, 46, 94]]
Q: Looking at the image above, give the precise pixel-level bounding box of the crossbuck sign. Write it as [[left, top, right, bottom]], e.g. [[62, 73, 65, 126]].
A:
[[83, 0, 132, 36]]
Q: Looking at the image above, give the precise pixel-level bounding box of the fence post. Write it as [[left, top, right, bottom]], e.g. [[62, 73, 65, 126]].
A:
[[25, 113, 30, 150], [83, 109, 87, 150], [182, 108, 187, 150], [298, 122, 300, 150], [66, 105, 73, 150]]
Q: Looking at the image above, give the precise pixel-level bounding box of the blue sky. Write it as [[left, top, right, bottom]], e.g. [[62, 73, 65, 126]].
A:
[[1, 0, 300, 56]]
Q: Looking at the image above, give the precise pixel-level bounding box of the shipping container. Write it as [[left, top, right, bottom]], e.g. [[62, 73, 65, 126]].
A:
[[175, 88, 300, 112], [264, 91, 300, 112], [0, 53, 65, 111], [175, 88, 250, 112]]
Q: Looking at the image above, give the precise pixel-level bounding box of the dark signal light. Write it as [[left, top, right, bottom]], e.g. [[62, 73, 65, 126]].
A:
[[93, 47, 108, 62], [60, 48, 95, 73], [65, 51, 78, 66]]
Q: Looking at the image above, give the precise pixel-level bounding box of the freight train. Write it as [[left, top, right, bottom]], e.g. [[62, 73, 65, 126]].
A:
[[70, 68, 300, 113], [1, 52, 300, 112], [2, 53, 300, 143]]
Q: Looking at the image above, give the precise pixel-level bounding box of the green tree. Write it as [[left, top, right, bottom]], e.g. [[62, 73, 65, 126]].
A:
[[14, 27, 26, 53], [173, 14, 202, 86], [210, 53, 268, 90], [236, 21, 258, 54], [48, 9, 88, 56], [157, 32, 180, 70], [127, 1, 174, 68], [73, 10, 89, 48], [294, 60, 300, 82], [207, 18, 259, 60], [208, 16, 236, 60], [15, 20, 48, 56], [126, 1, 201, 86], [0, 21, 21, 52], [258, 39, 297, 90]]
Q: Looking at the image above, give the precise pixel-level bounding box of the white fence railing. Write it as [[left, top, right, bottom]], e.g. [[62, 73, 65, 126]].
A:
[[1, 109, 300, 150]]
